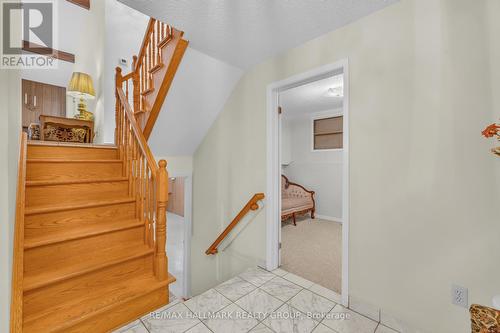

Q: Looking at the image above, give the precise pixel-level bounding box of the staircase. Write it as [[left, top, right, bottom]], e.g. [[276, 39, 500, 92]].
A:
[[10, 17, 188, 333], [117, 18, 188, 139]]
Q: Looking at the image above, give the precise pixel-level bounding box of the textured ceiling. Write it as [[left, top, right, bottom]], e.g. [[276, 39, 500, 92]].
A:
[[280, 75, 343, 117], [118, 0, 399, 69]]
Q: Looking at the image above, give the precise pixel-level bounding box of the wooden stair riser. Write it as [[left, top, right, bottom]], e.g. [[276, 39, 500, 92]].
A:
[[26, 180, 129, 207], [65, 287, 168, 333], [24, 227, 145, 276], [28, 145, 119, 160], [24, 201, 136, 240], [23, 256, 153, 316], [27, 161, 123, 182], [23, 275, 171, 333]]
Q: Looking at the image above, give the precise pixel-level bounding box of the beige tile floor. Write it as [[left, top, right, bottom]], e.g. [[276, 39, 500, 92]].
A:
[[114, 268, 399, 333]]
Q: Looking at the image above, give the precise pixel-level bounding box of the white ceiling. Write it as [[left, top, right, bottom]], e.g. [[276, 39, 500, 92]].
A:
[[280, 75, 343, 118], [118, 0, 399, 69]]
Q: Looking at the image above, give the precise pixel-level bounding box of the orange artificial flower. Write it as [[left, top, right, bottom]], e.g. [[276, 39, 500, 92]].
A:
[[482, 123, 500, 138]]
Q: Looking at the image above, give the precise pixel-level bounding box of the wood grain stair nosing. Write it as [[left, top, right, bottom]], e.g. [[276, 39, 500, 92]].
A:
[[24, 274, 176, 333], [27, 141, 118, 150], [149, 63, 164, 74], [24, 220, 143, 249], [26, 177, 129, 187], [141, 87, 155, 96], [27, 159, 122, 163], [25, 197, 136, 215], [23, 247, 155, 292], [158, 36, 172, 48]]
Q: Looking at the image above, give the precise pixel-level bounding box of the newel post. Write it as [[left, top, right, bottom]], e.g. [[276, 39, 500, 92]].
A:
[[114, 67, 123, 146], [155, 159, 168, 281]]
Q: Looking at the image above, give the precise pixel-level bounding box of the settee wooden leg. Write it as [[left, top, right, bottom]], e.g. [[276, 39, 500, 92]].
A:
[[311, 209, 315, 219], [292, 213, 296, 226]]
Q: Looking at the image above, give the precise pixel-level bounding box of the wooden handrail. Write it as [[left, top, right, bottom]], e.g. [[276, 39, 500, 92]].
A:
[[205, 193, 265, 255], [10, 132, 27, 333], [116, 85, 158, 175]]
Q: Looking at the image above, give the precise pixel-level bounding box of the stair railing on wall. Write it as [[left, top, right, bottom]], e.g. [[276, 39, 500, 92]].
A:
[[115, 70, 169, 281], [205, 193, 266, 255]]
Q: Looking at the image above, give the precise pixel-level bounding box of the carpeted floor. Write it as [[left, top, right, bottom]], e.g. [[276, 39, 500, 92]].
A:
[[281, 216, 342, 293]]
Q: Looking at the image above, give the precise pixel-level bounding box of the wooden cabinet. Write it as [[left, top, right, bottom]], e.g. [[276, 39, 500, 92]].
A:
[[22, 79, 66, 128]]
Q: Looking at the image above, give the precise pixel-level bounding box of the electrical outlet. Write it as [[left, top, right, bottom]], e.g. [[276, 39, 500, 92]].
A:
[[119, 58, 128, 67], [452, 285, 468, 308]]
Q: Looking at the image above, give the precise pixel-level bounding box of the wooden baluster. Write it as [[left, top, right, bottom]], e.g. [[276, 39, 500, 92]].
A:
[[125, 118, 130, 176], [156, 21, 161, 64], [150, 172, 154, 247], [132, 56, 140, 116], [149, 39, 153, 88], [153, 27, 157, 67], [115, 67, 123, 146], [139, 156, 146, 243], [144, 46, 148, 91], [125, 79, 129, 101], [129, 138, 135, 197], [145, 166, 150, 245], [141, 56, 145, 93], [154, 160, 168, 281]]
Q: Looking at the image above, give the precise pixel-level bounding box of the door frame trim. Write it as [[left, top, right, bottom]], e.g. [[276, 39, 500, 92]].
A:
[[265, 59, 350, 306]]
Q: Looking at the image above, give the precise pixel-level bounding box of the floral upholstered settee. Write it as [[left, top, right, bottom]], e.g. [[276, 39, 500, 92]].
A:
[[281, 175, 315, 226]]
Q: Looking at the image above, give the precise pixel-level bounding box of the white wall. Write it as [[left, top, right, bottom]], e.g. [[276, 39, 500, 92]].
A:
[[148, 47, 243, 156], [155, 155, 193, 177], [282, 111, 343, 220], [191, 1, 500, 332], [103, 0, 149, 144], [21, 0, 105, 141]]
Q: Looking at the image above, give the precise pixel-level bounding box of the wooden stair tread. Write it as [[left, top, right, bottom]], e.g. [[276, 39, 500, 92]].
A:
[[27, 159, 122, 163], [149, 63, 164, 74], [24, 219, 143, 249], [24, 273, 175, 333], [26, 176, 128, 186], [23, 243, 153, 292], [158, 36, 172, 48], [141, 87, 155, 96], [25, 197, 136, 215]]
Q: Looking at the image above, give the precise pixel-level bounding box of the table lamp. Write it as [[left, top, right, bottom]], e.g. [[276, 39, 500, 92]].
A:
[[68, 72, 95, 121]]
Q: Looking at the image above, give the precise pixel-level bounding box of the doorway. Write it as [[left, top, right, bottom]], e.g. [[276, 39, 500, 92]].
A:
[[266, 60, 349, 305], [167, 174, 193, 299]]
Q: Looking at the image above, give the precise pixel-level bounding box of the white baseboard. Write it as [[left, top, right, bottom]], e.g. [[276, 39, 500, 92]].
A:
[[348, 295, 427, 333], [315, 214, 343, 223]]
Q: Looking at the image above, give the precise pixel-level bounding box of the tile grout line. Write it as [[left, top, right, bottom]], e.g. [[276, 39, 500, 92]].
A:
[[138, 318, 152, 333], [271, 268, 382, 329]]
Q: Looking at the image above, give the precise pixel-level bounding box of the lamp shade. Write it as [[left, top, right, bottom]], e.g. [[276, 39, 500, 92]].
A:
[[67, 72, 95, 99]]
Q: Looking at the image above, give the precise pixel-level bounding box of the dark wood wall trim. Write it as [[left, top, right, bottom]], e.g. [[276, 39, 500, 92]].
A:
[[66, 0, 90, 10], [22, 41, 76, 64]]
